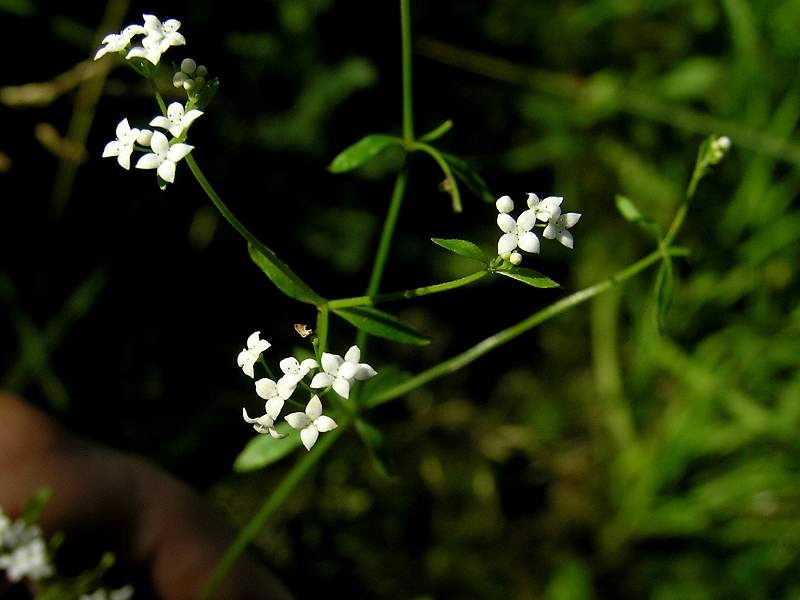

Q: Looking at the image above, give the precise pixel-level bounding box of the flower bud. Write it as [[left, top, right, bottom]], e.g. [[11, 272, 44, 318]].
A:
[[496, 195, 514, 213], [181, 58, 197, 74], [136, 129, 153, 146], [510, 251, 522, 265], [173, 71, 189, 88], [195, 65, 208, 77]]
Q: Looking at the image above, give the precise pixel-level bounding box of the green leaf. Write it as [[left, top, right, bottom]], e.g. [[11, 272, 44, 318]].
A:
[[440, 151, 494, 203], [495, 267, 560, 288], [328, 134, 403, 173], [233, 422, 301, 472], [0, 0, 36, 17], [431, 238, 487, 264], [21, 486, 51, 525], [654, 255, 675, 334], [354, 418, 394, 479], [615, 194, 661, 238], [248, 243, 324, 305], [360, 365, 412, 409], [332, 306, 430, 346]]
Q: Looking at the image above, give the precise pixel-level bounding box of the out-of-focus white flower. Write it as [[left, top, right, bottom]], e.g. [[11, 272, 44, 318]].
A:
[[134, 130, 193, 184], [149, 102, 203, 138], [236, 331, 271, 378], [497, 209, 539, 256], [310, 345, 376, 399], [0, 537, 53, 582], [80, 585, 134, 600], [284, 395, 337, 451], [543, 212, 582, 249], [527, 193, 563, 222], [94, 24, 145, 60], [276, 356, 319, 398], [102, 118, 140, 170]]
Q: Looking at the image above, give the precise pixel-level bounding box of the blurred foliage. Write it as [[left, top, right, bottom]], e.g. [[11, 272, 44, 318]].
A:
[[2, 0, 800, 598]]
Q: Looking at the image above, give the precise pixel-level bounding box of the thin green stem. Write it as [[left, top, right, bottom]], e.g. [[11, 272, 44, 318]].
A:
[[356, 163, 410, 348], [148, 77, 168, 116], [316, 305, 329, 358], [412, 142, 462, 212], [400, 0, 414, 144], [331, 270, 486, 309], [366, 247, 675, 408], [199, 415, 350, 600]]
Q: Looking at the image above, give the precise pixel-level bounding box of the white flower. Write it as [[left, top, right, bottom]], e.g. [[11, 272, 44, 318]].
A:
[[80, 585, 134, 600], [497, 209, 539, 256], [495, 195, 514, 213], [284, 395, 337, 451], [134, 130, 193, 184], [126, 14, 185, 65], [276, 356, 319, 398], [94, 24, 145, 60], [236, 331, 271, 378], [543, 212, 581, 249], [242, 381, 286, 439], [527, 193, 563, 222], [0, 538, 53, 582], [150, 102, 203, 138], [310, 345, 376, 399], [101, 118, 140, 170], [137, 129, 153, 146]]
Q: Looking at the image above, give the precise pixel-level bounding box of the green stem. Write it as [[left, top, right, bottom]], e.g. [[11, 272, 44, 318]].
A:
[[199, 415, 351, 600], [400, 0, 414, 144], [316, 305, 329, 358], [331, 270, 486, 309], [148, 77, 168, 116], [356, 164, 410, 348], [366, 248, 673, 408], [412, 142, 462, 212]]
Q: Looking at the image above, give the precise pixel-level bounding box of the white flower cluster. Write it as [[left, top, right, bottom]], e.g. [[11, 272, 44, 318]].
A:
[[0, 508, 53, 583], [80, 585, 134, 600], [496, 193, 581, 265], [237, 331, 377, 450], [97, 15, 211, 185]]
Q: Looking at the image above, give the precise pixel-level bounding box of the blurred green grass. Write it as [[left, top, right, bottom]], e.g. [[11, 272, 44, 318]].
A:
[[2, 0, 800, 598]]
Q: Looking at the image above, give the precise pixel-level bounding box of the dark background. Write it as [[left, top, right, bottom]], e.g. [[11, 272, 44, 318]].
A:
[[3, 0, 800, 597]]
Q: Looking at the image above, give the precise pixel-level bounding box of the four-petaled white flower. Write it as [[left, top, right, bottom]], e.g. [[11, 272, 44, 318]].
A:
[[0, 537, 53, 582], [527, 193, 563, 222], [497, 209, 539, 256], [310, 345, 376, 399], [94, 24, 146, 60], [236, 331, 271, 378], [102, 118, 140, 170], [277, 356, 319, 398], [543, 212, 582, 249], [243, 379, 287, 439], [150, 102, 203, 138], [126, 14, 185, 65], [284, 395, 337, 451], [134, 130, 193, 183]]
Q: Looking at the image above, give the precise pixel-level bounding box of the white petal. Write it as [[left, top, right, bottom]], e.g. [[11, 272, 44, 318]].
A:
[[280, 357, 300, 375], [314, 415, 337, 432], [517, 209, 537, 231], [168, 124, 185, 138], [157, 160, 176, 183], [149, 116, 172, 130], [300, 426, 319, 451], [537, 197, 562, 221], [247, 331, 262, 347], [116, 118, 131, 139], [556, 229, 574, 249], [526, 192, 540, 209], [137, 129, 153, 145], [355, 364, 377, 380], [102, 140, 121, 158], [167, 102, 184, 121], [265, 397, 284, 419], [150, 131, 169, 155], [498, 233, 518, 255], [321, 352, 343, 374], [94, 46, 111, 60], [495, 195, 514, 213], [344, 345, 361, 363], [562, 212, 581, 228], [268, 427, 286, 439], [242, 408, 258, 424], [518, 231, 540, 254], [255, 378, 278, 400], [116, 147, 133, 170], [182, 109, 203, 127], [338, 361, 359, 380], [135, 153, 161, 170], [285, 412, 310, 430], [300, 358, 319, 372], [543, 223, 557, 239], [310, 373, 333, 388], [276, 374, 299, 399], [305, 395, 323, 419], [166, 143, 194, 162], [332, 377, 351, 399], [163, 19, 181, 32], [497, 213, 516, 234], [142, 14, 162, 32], [165, 31, 186, 47]]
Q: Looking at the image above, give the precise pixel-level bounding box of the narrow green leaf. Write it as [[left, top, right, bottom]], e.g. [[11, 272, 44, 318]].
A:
[[354, 418, 394, 479], [328, 134, 403, 173], [21, 486, 51, 525], [496, 267, 560, 289], [440, 151, 494, 203], [654, 256, 675, 334], [615, 194, 661, 238], [360, 366, 413, 409], [248, 243, 324, 305], [233, 422, 301, 472], [431, 237, 487, 264], [333, 306, 430, 346], [418, 119, 453, 142]]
